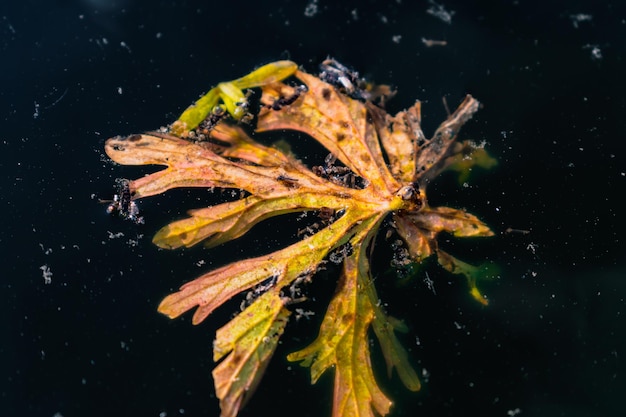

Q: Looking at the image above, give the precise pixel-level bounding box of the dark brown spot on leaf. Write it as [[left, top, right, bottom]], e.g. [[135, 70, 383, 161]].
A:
[[341, 313, 354, 324]]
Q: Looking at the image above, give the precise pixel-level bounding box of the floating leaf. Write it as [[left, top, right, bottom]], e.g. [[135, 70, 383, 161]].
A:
[[287, 217, 393, 417], [104, 60, 497, 417], [212, 291, 290, 417], [171, 60, 298, 136]]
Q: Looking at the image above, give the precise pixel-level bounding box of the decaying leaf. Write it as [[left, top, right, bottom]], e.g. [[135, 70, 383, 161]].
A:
[[104, 60, 497, 417]]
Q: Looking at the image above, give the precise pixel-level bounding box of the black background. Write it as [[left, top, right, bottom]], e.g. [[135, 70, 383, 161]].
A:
[[2, 1, 625, 416]]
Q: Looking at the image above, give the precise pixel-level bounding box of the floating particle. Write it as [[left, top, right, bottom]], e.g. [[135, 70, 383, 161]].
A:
[[583, 44, 602, 60], [295, 308, 315, 321], [3, 16, 16, 34], [39, 243, 53, 255], [426, 0, 455, 24], [421, 37, 448, 47], [107, 231, 125, 239], [570, 13, 592, 29], [40, 265, 53, 284], [423, 271, 436, 294], [304, 0, 319, 17]]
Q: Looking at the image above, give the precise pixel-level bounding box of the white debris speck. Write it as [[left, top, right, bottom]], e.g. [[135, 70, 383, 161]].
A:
[[3, 16, 16, 34], [33, 102, 40, 119], [426, 0, 454, 24], [40, 265, 53, 284], [507, 408, 522, 417], [120, 41, 132, 53], [39, 243, 53, 255], [126, 238, 139, 247], [392, 35, 402, 43], [421, 38, 448, 47], [107, 231, 125, 239], [304, 0, 319, 17], [329, 249, 346, 264], [583, 44, 602, 60], [117, 87, 123, 95], [423, 271, 436, 294], [295, 308, 315, 321], [570, 13, 592, 29]]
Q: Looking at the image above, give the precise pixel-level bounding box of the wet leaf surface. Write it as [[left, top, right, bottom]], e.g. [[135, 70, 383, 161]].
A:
[[105, 61, 495, 417]]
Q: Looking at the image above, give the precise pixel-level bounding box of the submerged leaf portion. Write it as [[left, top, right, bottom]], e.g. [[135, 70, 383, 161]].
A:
[[104, 60, 497, 417], [370, 300, 422, 392]]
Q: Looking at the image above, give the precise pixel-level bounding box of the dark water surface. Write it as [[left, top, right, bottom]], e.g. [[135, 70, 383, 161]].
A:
[[2, 1, 625, 416]]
